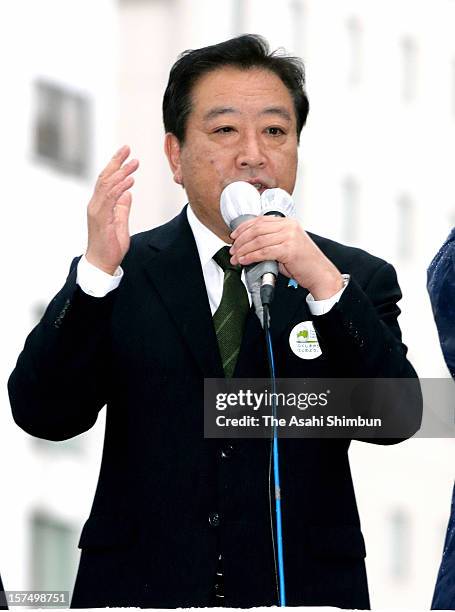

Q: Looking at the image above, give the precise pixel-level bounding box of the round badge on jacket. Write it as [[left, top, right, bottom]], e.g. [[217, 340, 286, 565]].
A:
[[289, 321, 322, 359]]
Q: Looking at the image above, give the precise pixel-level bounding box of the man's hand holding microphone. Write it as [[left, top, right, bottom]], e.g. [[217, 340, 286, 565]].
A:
[[229, 212, 343, 301]]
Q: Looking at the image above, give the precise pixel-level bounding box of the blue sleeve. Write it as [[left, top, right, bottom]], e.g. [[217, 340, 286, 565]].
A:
[[427, 228, 455, 377]]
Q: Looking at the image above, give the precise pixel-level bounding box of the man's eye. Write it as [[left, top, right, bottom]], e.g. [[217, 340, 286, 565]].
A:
[[215, 127, 234, 134], [266, 127, 285, 136]]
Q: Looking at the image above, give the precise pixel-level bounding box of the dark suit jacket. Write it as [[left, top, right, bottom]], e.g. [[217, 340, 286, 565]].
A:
[[8, 207, 421, 608], [427, 227, 455, 378], [428, 228, 455, 609]]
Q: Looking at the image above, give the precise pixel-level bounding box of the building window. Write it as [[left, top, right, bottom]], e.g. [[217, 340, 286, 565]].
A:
[[388, 509, 411, 580], [397, 194, 415, 259], [341, 177, 360, 243], [31, 513, 79, 593], [401, 37, 418, 102], [33, 80, 91, 177], [451, 59, 455, 116], [346, 17, 362, 86], [290, 0, 306, 57], [232, 0, 245, 35]]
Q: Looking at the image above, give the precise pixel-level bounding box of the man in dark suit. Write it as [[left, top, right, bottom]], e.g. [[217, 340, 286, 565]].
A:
[[428, 228, 455, 609], [8, 35, 420, 608]]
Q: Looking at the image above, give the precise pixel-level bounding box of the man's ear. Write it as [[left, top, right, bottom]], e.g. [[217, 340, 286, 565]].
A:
[[164, 133, 184, 187]]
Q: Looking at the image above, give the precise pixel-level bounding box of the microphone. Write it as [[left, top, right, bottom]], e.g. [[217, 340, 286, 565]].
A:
[[220, 182, 295, 325], [256, 188, 295, 306], [261, 187, 295, 217], [220, 180, 262, 229], [220, 181, 269, 324]]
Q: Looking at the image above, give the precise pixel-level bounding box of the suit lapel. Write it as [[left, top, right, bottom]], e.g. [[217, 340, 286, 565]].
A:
[[140, 208, 224, 378]]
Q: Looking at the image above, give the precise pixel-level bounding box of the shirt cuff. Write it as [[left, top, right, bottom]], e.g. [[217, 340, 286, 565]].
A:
[[306, 274, 350, 316], [76, 255, 123, 298]]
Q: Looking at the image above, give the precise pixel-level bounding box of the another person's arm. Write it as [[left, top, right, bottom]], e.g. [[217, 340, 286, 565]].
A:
[[427, 228, 455, 377]]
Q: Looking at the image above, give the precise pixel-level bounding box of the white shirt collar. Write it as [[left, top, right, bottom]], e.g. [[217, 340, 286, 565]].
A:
[[186, 204, 230, 268]]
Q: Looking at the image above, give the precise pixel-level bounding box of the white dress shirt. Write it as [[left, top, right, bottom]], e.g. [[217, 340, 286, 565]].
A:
[[76, 205, 349, 315]]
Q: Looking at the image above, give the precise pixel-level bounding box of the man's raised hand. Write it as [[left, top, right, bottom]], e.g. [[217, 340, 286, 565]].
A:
[[85, 145, 139, 275]]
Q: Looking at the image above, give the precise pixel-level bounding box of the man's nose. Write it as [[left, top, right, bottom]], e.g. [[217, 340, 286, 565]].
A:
[[235, 133, 266, 169]]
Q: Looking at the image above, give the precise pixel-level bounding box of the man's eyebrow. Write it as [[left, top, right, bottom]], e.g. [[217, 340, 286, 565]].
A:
[[202, 106, 293, 123], [203, 107, 240, 122], [261, 107, 292, 122]]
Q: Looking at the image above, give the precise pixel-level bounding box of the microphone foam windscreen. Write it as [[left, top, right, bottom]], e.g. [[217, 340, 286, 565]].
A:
[[220, 181, 262, 225], [261, 188, 295, 217]]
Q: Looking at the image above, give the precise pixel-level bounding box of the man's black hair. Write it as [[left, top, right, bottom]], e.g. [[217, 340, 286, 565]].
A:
[[162, 34, 309, 144]]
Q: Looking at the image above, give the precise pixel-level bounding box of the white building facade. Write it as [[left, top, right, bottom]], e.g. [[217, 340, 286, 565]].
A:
[[1, 0, 454, 607]]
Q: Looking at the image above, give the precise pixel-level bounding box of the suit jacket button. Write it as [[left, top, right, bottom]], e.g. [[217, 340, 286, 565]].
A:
[[208, 512, 221, 528]]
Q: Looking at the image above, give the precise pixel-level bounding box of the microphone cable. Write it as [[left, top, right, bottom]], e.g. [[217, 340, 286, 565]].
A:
[[263, 302, 286, 607]]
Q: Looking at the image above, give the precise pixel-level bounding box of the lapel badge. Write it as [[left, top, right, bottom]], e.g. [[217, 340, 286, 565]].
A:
[[289, 321, 322, 360]]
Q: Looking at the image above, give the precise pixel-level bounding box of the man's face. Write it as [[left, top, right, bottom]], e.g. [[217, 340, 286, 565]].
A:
[[165, 66, 299, 241]]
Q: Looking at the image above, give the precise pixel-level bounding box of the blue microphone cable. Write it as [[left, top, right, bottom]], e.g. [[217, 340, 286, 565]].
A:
[[263, 301, 286, 607]]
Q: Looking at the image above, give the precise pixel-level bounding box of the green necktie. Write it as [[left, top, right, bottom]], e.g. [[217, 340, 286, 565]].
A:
[[213, 246, 250, 377]]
